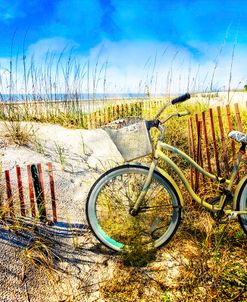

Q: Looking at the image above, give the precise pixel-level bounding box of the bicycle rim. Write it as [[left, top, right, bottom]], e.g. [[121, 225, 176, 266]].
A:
[[86, 165, 182, 251], [238, 179, 247, 234]]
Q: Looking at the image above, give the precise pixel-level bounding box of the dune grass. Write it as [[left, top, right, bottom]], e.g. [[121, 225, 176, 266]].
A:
[[0, 96, 246, 301]]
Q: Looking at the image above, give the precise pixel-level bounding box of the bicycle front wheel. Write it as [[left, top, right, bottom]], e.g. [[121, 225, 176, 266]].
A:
[[237, 179, 247, 234], [86, 164, 182, 252]]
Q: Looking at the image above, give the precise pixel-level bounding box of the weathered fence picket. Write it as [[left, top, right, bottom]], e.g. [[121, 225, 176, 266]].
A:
[[201, 111, 212, 174], [226, 104, 235, 158], [5, 170, 14, 217], [27, 164, 36, 217], [217, 106, 229, 173], [234, 103, 243, 132], [16, 165, 26, 217], [209, 108, 221, 176], [1, 162, 57, 222], [188, 102, 246, 189], [47, 162, 57, 223]]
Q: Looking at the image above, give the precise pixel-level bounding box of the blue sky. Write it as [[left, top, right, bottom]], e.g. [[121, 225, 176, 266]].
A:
[[0, 0, 247, 94]]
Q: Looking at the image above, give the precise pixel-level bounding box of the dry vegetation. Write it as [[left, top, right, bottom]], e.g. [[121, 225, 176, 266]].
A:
[[0, 96, 246, 301]]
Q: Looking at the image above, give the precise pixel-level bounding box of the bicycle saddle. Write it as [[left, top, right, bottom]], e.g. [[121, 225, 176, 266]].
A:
[[229, 130, 247, 144]]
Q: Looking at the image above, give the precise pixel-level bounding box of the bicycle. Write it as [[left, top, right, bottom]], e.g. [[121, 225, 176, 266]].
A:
[[86, 93, 247, 252]]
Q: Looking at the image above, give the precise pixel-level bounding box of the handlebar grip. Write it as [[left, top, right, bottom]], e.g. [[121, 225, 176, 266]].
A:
[[171, 93, 190, 105]]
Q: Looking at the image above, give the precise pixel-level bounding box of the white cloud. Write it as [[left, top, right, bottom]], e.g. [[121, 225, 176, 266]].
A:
[[27, 37, 80, 58], [1, 39, 247, 95]]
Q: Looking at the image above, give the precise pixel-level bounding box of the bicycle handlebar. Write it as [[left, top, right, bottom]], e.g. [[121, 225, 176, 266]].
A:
[[171, 93, 191, 105], [154, 92, 191, 119], [146, 111, 191, 130], [177, 110, 191, 117]]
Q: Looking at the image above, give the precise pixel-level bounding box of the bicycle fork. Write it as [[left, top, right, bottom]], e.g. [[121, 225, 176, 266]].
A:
[[129, 159, 158, 216]]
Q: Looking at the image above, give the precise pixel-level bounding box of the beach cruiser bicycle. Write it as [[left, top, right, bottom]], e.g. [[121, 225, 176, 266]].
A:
[[86, 93, 247, 251]]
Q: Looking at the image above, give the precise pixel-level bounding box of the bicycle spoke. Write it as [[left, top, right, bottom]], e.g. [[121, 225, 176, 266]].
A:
[[88, 166, 181, 250]]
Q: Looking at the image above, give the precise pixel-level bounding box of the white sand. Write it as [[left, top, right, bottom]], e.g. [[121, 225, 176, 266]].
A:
[[0, 122, 124, 223], [0, 122, 181, 302]]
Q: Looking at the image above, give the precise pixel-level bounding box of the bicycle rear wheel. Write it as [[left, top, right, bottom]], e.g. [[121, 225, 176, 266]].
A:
[[237, 179, 247, 234], [86, 164, 182, 251]]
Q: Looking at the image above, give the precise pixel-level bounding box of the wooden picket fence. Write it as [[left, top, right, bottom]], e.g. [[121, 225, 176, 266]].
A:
[[1, 162, 57, 222], [86, 98, 167, 129], [0, 97, 167, 129], [188, 102, 247, 191]]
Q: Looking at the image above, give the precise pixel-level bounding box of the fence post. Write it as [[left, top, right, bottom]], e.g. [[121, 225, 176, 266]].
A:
[[226, 104, 236, 159], [121, 104, 124, 118], [209, 108, 221, 176], [27, 164, 36, 217], [47, 162, 57, 223], [116, 105, 120, 120], [217, 106, 229, 174], [125, 103, 129, 116], [16, 165, 26, 217], [188, 117, 195, 190], [188, 118, 194, 189], [102, 108, 107, 125], [107, 106, 111, 123], [234, 103, 243, 132], [31, 164, 47, 221], [92, 112, 97, 129], [201, 111, 212, 174], [195, 119, 202, 192], [5, 170, 14, 218], [112, 106, 116, 120]]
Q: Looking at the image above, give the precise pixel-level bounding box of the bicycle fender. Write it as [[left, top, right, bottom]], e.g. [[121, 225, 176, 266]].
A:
[[233, 175, 247, 210], [130, 162, 184, 207]]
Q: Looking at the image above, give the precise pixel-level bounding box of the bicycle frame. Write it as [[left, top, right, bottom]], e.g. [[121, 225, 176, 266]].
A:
[[133, 140, 247, 215]]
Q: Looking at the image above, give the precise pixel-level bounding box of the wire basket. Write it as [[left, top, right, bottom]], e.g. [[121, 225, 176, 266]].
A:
[[103, 118, 153, 161]]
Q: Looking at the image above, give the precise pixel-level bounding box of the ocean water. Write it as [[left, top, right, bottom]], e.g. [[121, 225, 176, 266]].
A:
[[0, 93, 164, 102]]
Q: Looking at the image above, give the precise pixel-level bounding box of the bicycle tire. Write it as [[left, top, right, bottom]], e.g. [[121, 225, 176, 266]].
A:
[[86, 164, 182, 251], [237, 179, 247, 234]]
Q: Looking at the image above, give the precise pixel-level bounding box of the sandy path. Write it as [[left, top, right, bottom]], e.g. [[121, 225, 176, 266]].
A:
[[0, 122, 125, 301]]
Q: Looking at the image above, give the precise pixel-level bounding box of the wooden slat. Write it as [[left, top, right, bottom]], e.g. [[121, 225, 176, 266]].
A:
[[209, 108, 221, 176], [217, 106, 229, 174], [47, 162, 57, 222], [112, 106, 116, 120], [201, 111, 212, 174], [5, 170, 14, 217], [234, 103, 243, 132], [92, 112, 96, 129], [107, 106, 111, 123], [188, 119, 194, 188], [188, 117, 195, 190], [195, 114, 203, 168], [88, 113, 92, 129], [102, 108, 106, 125], [121, 104, 124, 118], [27, 164, 36, 217], [16, 165, 26, 217], [116, 105, 120, 120], [226, 105, 236, 159], [195, 119, 202, 192], [125, 103, 129, 116], [36, 163, 47, 219]]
